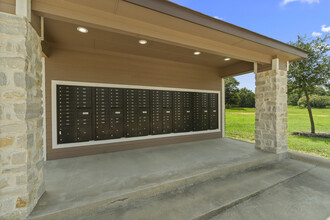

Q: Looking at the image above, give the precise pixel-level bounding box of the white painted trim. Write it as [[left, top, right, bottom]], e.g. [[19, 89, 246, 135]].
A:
[[221, 78, 225, 138], [42, 57, 47, 160], [40, 16, 44, 41], [272, 58, 280, 70], [15, 0, 31, 21], [52, 80, 221, 149]]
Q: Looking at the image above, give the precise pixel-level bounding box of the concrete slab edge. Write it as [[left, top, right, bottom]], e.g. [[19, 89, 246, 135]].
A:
[[193, 165, 314, 220], [288, 151, 330, 169], [28, 154, 280, 220]]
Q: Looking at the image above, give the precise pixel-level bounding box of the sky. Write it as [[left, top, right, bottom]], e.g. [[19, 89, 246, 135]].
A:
[[170, 0, 330, 92]]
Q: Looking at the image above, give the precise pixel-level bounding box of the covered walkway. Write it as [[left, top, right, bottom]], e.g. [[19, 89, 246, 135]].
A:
[[30, 138, 279, 219]]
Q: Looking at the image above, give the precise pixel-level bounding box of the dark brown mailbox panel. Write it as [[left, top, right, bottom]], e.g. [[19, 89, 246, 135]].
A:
[[209, 93, 219, 130], [95, 87, 109, 140], [137, 89, 150, 136], [56, 84, 219, 145], [201, 93, 209, 130], [57, 85, 76, 144], [162, 91, 173, 134], [183, 92, 193, 132], [151, 90, 162, 135], [125, 89, 138, 137], [110, 88, 124, 138], [193, 92, 202, 131], [173, 91, 184, 133]]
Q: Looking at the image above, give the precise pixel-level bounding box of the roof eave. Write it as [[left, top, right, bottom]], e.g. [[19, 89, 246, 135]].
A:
[[123, 0, 308, 61]]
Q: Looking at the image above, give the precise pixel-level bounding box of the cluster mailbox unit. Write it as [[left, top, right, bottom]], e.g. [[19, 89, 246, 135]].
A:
[[56, 84, 219, 145]]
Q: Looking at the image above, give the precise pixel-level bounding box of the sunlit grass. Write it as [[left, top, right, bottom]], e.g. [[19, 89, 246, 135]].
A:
[[225, 106, 330, 158]]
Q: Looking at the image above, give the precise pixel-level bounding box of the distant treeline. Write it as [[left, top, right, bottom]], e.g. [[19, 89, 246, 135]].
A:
[[225, 78, 255, 108], [226, 78, 330, 109], [288, 87, 330, 108]]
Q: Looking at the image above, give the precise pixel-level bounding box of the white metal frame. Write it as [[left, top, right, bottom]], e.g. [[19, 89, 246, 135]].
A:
[[42, 58, 47, 160], [52, 80, 221, 149]]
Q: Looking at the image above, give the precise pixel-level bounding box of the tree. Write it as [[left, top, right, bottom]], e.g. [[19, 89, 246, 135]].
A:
[[238, 88, 255, 107], [312, 86, 326, 96], [225, 78, 240, 108], [288, 90, 302, 106], [288, 34, 330, 133]]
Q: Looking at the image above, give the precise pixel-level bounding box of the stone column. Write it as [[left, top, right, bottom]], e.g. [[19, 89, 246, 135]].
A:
[[0, 12, 44, 219], [255, 58, 288, 153]]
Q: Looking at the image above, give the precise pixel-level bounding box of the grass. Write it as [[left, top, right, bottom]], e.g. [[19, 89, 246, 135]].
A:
[[225, 106, 330, 158]]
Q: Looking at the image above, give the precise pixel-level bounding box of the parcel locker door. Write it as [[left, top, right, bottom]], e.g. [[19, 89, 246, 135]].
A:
[[110, 88, 124, 139], [109, 108, 124, 138], [162, 91, 173, 134], [137, 90, 150, 136], [57, 85, 76, 144], [209, 93, 219, 130], [151, 90, 162, 135], [137, 108, 149, 136], [125, 89, 138, 137], [76, 109, 93, 142], [201, 93, 209, 130], [95, 87, 109, 140], [193, 93, 202, 131], [173, 91, 184, 132]]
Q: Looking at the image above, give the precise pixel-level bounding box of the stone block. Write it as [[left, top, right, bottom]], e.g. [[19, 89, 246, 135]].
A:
[[12, 151, 27, 165], [2, 90, 26, 101], [0, 72, 7, 86], [14, 72, 26, 87], [0, 137, 14, 148], [0, 177, 9, 189]]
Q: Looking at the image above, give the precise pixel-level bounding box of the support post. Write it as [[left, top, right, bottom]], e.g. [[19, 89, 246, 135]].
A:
[[15, 0, 31, 21], [254, 58, 288, 153], [221, 78, 225, 138], [0, 12, 44, 219]]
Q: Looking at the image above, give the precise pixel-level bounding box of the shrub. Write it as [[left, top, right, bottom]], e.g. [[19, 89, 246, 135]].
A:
[[298, 95, 330, 108], [288, 93, 301, 106]]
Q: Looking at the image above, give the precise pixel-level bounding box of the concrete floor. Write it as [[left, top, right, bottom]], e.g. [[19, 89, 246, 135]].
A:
[[30, 138, 275, 218], [211, 166, 330, 220]]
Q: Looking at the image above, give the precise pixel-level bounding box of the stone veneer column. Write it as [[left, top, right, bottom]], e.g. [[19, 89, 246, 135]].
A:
[[0, 12, 44, 219], [255, 58, 288, 153]]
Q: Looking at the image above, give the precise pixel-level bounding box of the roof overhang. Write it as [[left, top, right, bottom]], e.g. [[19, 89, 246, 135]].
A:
[[124, 0, 308, 61], [15, 0, 308, 77]]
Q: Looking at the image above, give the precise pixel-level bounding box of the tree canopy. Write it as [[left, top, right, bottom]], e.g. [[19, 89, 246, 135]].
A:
[[288, 34, 330, 133], [225, 78, 240, 107]]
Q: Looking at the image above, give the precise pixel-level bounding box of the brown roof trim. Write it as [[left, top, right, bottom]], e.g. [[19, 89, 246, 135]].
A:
[[123, 0, 308, 59]]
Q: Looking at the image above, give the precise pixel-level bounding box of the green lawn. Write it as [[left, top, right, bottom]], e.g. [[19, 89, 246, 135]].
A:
[[225, 106, 330, 158]]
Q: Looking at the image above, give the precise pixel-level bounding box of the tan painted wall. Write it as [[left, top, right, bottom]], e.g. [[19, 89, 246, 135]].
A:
[[45, 48, 222, 159]]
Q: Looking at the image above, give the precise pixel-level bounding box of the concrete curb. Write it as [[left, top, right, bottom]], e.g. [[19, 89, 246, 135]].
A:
[[288, 151, 330, 169]]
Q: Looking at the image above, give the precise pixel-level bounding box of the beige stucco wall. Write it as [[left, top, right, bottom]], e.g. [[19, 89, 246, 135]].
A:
[[45, 48, 223, 159]]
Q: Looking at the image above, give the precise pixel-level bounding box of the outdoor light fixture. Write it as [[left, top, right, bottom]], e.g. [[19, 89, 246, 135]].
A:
[[77, 27, 88, 33], [139, 39, 148, 45], [224, 58, 231, 61], [194, 51, 201, 55]]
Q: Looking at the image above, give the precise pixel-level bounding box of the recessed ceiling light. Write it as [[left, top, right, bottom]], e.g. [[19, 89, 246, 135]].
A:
[[224, 58, 231, 61], [77, 27, 88, 33], [139, 39, 148, 45], [194, 51, 201, 55]]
